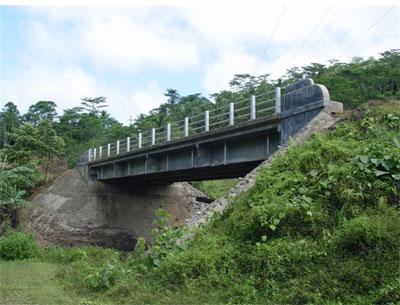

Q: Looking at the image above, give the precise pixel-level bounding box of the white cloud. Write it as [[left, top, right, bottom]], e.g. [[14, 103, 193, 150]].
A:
[[22, 7, 200, 73], [127, 81, 165, 118], [1, 4, 398, 122], [1, 60, 164, 122], [195, 5, 399, 92], [202, 53, 271, 93]]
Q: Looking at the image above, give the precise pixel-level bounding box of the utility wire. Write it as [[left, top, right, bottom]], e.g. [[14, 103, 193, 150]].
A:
[[289, 6, 332, 67], [338, 5, 396, 58], [254, 6, 286, 75]]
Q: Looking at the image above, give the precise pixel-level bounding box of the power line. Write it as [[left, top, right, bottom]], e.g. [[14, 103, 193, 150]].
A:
[[254, 6, 286, 75], [338, 5, 396, 59], [289, 6, 332, 67]]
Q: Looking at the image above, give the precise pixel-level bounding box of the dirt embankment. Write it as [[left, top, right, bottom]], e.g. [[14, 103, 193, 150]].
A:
[[23, 169, 207, 250]]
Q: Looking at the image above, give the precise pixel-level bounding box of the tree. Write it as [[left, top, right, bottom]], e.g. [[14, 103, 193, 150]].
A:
[[0, 164, 37, 227], [23, 101, 57, 125], [2, 121, 64, 182], [37, 120, 65, 182], [164, 89, 180, 106], [80, 97, 108, 117], [0, 102, 20, 147], [229, 74, 257, 92], [302, 63, 326, 79], [284, 67, 303, 81]]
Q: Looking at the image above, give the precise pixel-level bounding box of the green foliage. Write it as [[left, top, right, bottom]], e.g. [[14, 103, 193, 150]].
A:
[[1, 121, 65, 180], [124, 101, 399, 305], [333, 211, 400, 257], [0, 101, 20, 147], [0, 230, 38, 260], [191, 179, 238, 199], [88, 260, 131, 291], [0, 163, 42, 227], [23, 100, 57, 125], [137, 209, 187, 268]]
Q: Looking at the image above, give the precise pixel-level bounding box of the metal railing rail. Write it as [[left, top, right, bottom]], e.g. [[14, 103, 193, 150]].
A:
[[87, 85, 308, 162]]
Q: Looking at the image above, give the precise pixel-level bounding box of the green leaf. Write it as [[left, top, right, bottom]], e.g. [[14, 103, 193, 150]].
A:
[[303, 196, 312, 204], [393, 136, 400, 148], [298, 187, 308, 194], [269, 224, 276, 231], [370, 158, 381, 166], [278, 212, 285, 219], [273, 218, 280, 225], [306, 211, 313, 217], [382, 159, 394, 171], [376, 170, 389, 177], [359, 155, 369, 163], [392, 173, 400, 180], [319, 180, 330, 188], [310, 169, 320, 177], [261, 235, 267, 242]]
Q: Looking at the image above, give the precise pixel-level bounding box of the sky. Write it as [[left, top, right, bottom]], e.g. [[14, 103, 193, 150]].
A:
[[0, 3, 399, 123]]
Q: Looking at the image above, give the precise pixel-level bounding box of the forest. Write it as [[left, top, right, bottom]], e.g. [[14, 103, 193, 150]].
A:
[[0, 49, 399, 304]]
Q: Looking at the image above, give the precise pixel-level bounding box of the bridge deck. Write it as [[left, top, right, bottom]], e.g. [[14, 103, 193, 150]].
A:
[[85, 79, 330, 183]]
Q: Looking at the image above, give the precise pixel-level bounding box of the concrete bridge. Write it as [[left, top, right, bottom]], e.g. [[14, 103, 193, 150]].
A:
[[84, 79, 338, 184]]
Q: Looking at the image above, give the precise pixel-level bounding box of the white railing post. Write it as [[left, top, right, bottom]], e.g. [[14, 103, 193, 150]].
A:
[[167, 123, 171, 141], [116, 140, 120, 155], [88, 148, 92, 162], [107, 144, 110, 157], [205, 110, 209, 132], [275, 87, 281, 113], [127, 137, 130, 152], [138, 133, 142, 149], [184, 117, 189, 137], [99, 146, 102, 159], [250, 95, 256, 120], [229, 102, 234, 126], [152, 128, 156, 145], [93, 148, 97, 160]]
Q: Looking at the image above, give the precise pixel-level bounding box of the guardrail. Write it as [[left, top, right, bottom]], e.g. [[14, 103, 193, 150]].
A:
[[88, 85, 308, 162]]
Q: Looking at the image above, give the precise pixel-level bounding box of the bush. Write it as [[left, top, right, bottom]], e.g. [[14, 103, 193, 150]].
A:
[[333, 213, 400, 256], [0, 230, 38, 260]]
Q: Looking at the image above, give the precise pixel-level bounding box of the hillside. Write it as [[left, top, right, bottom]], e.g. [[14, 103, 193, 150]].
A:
[[1, 100, 399, 305]]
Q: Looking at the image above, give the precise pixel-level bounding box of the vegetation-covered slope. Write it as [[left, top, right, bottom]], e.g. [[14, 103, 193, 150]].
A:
[[1, 101, 398, 305], [111, 101, 399, 305]]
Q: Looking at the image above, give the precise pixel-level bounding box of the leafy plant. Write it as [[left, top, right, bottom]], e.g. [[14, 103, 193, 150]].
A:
[[0, 230, 38, 260], [135, 209, 187, 268]]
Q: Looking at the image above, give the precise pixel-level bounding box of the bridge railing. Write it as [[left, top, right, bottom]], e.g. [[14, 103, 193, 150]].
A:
[[87, 84, 315, 162]]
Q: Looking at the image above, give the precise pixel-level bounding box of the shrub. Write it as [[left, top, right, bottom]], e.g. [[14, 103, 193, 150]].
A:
[[0, 230, 38, 260], [333, 213, 400, 256], [88, 260, 131, 291]]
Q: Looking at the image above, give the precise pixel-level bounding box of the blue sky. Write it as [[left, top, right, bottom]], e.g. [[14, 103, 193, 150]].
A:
[[0, 4, 398, 122]]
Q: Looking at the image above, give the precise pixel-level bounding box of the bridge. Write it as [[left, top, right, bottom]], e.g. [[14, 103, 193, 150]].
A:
[[84, 79, 336, 183]]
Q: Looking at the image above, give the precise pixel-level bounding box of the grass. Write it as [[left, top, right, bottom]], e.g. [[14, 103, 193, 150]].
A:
[[0, 261, 89, 305], [191, 178, 238, 199]]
